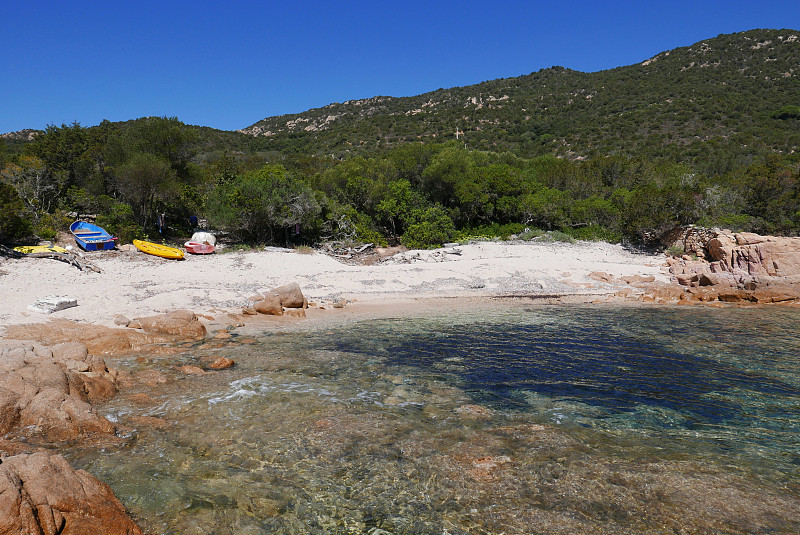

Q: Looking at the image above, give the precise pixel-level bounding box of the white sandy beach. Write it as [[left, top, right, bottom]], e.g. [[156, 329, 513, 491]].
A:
[[0, 240, 670, 334]]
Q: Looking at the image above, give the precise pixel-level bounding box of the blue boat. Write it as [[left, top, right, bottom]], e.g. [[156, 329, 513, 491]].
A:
[[70, 221, 117, 251]]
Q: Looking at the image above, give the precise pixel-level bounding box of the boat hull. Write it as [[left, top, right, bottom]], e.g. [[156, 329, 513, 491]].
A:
[[184, 241, 215, 254], [133, 240, 184, 260], [70, 221, 116, 251]]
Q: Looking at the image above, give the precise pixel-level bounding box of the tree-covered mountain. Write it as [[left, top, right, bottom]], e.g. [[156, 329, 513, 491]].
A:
[[239, 29, 799, 168], [4, 29, 798, 167]]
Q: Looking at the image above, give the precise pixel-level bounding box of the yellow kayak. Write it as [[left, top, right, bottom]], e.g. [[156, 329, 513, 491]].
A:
[[14, 244, 68, 254], [132, 240, 184, 260]]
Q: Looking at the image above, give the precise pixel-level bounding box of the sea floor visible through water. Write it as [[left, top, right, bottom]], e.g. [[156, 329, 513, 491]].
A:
[[66, 302, 800, 534]]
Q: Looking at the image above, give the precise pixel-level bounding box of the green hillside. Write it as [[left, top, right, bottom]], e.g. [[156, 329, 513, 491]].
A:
[[239, 29, 800, 167]]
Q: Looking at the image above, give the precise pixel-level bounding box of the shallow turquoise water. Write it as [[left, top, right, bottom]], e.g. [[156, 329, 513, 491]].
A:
[[70, 304, 800, 534], [319, 306, 800, 478]]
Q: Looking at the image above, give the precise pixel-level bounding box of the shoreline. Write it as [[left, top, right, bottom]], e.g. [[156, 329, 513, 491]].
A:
[[0, 240, 670, 337]]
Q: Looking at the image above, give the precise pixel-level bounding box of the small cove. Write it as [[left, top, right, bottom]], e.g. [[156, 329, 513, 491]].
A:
[[67, 303, 800, 534]]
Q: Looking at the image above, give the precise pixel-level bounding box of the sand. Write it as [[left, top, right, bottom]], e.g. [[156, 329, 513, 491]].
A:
[[0, 240, 670, 335]]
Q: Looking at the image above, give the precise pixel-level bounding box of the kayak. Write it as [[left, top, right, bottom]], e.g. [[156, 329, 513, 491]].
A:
[[13, 244, 69, 254], [184, 241, 215, 254], [132, 240, 184, 260]]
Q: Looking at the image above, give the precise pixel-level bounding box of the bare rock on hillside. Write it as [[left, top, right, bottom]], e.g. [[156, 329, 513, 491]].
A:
[[0, 452, 144, 535]]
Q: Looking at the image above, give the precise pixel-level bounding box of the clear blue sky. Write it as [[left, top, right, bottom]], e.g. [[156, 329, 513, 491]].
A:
[[2, 0, 798, 133]]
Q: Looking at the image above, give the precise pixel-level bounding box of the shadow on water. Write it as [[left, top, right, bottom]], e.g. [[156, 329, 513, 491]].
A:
[[329, 317, 798, 424], [315, 305, 800, 465]]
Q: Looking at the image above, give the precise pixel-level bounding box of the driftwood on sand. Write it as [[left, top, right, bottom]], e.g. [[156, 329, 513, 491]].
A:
[[0, 244, 24, 258], [0, 244, 101, 272]]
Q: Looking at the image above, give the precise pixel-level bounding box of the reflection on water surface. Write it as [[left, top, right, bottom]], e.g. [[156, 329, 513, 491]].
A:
[[70, 304, 800, 534]]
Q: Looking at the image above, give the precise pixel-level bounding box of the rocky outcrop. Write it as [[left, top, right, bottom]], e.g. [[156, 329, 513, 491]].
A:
[[664, 228, 800, 304], [131, 309, 207, 340], [4, 316, 205, 357], [0, 341, 119, 443], [0, 451, 144, 534]]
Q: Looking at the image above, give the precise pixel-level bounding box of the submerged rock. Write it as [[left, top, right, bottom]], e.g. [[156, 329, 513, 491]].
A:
[[207, 356, 235, 370]]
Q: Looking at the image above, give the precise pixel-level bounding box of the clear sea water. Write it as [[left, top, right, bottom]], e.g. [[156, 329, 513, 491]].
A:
[[69, 303, 800, 534]]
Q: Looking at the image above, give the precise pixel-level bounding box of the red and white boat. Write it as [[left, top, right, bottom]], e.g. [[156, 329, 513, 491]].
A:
[[184, 241, 215, 254]]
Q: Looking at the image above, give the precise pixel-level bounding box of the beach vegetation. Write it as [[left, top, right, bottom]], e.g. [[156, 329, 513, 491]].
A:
[[205, 164, 321, 244], [401, 205, 457, 249], [542, 230, 577, 243], [32, 210, 72, 242], [456, 222, 526, 241], [517, 227, 545, 241], [666, 244, 685, 257], [0, 180, 32, 242]]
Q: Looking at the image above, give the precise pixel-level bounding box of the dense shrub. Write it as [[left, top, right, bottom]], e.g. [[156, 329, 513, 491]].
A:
[[0, 181, 32, 242], [402, 206, 456, 249], [206, 164, 321, 244]]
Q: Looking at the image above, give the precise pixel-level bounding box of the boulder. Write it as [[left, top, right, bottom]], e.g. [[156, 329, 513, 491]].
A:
[[0, 452, 144, 535], [177, 365, 206, 375], [19, 388, 116, 441], [0, 387, 20, 435], [27, 296, 78, 314], [284, 308, 306, 318], [268, 282, 306, 308], [254, 294, 283, 316], [589, 271, 614, 284]]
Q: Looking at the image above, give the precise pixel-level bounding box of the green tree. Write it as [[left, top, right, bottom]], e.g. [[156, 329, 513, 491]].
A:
[[0, 155, 63, 219], [115, 152, 177, 230], [0, 180, 32, 242], [518, 186, 573, 230], [119, 116, 197, 172], [26, 122, 90, 190], [316, 156, 396, 215], [376, 179, 430, 238], [206, 164, 321, 244], [740, 155, 799, 233], [206, 150, 242, 186], [420, 146, 475, 207]]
